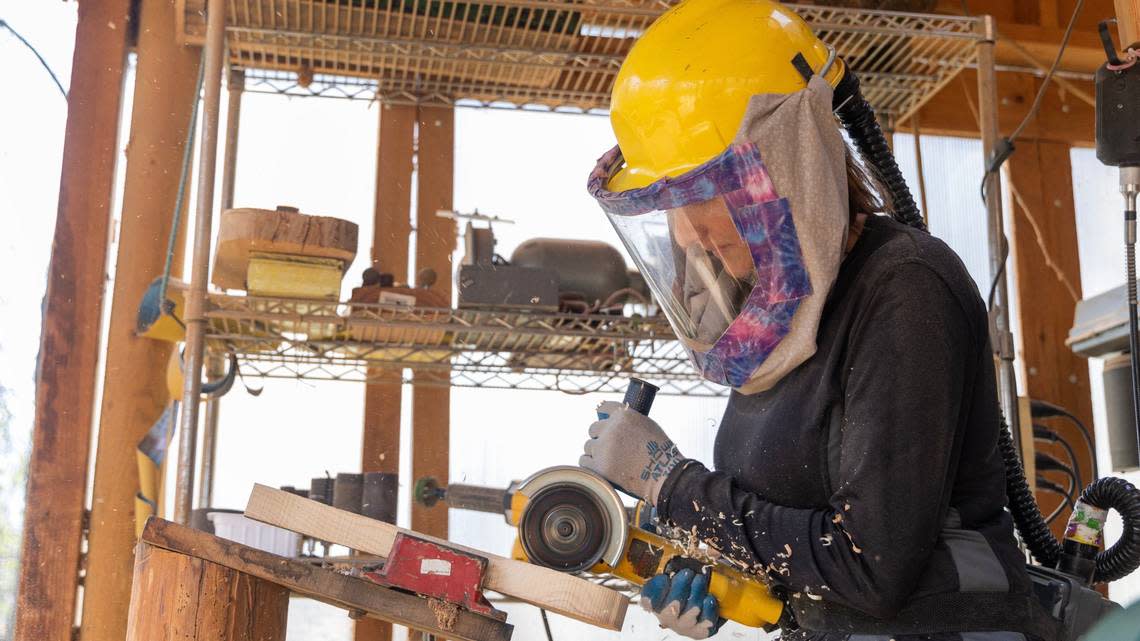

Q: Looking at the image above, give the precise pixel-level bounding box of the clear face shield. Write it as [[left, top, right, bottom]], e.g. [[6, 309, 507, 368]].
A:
[[589, 143, 813, 388], [608, 199, 757, 346]]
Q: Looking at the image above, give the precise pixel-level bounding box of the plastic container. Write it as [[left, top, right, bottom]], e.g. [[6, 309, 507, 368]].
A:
[[207, 511, 302, 557]]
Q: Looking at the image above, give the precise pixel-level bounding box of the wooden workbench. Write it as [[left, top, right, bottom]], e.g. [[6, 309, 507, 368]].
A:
[[126, 518, 514, 641]]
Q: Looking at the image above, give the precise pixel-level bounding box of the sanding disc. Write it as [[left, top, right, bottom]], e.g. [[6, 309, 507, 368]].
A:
[[515, 466, 628, 573], [520, 485, 609, 572]]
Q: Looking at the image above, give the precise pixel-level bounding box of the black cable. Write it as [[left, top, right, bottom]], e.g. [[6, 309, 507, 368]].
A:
[[0, 19, 67, 100], [1036, 452, 1078, 501], [1037, 477, 1075, 525], [1029, 399, 1099, 480], [539, 608, 554, 641], [1034, 425, 1084, 491], [986, 238, 1009, 309]]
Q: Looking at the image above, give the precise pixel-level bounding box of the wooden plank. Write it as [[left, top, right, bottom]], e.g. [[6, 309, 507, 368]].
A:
[[14, 3, 132, 640], [1118, 0, 1140, 48], [245, 484, 630, 631], [412, 106, 456, 539], [1006, 141, 1096, 537], [139, 519, 513, 641], [358, 98, 417, 641], [77, 1, 202, 639], [125, 542, 289, 641]]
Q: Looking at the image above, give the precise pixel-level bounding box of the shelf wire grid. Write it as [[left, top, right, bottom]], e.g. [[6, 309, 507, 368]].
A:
[[204, 293, 727, 395], [178, 0, 984, 121]]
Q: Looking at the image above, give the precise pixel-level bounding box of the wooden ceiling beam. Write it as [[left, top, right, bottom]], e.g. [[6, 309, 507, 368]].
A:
[[900, 69, 1095, 146]]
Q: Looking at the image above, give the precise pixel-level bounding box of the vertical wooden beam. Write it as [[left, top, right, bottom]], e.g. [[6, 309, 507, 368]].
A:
[[411, 106, 455, 538], [14, 3, 131, 640], [356, 104, 417, 641], [361, 104, 415, 475], [78, 2, 201, 639], [1007, 141, 1095, 536], [125, 544, 289, 641], [1117, 0, 1140, 48]]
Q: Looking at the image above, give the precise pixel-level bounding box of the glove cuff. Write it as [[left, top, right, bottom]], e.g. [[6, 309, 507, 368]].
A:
[[652, 458, 705, 512]]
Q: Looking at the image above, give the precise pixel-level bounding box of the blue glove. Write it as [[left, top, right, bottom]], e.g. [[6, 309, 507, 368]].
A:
[[640, 569, 722, 639]]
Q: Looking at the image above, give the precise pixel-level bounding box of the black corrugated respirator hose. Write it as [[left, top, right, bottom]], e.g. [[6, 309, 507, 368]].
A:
[[832, 70, 926, 232]]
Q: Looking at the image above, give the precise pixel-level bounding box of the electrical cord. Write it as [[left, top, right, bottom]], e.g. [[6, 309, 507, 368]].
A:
[[978, 0, 1086, 204], [1034, 425, 1083, 491], [1036, 477, 1075, 525], [1036, 452, 1078, 499], [0, 18, 67, 100], [539, 608, 554, 641], [976, 0, 1086, 310], [1029, 399, 1099, 480]]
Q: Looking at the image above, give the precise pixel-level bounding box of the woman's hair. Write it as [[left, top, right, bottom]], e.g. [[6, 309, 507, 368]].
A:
[[845, 142, 893, 221]]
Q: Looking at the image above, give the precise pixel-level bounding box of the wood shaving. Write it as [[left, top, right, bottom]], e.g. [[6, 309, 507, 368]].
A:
[[427, 598, 459, 631]]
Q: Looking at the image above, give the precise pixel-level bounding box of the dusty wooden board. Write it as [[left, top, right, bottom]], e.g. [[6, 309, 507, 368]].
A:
[[14, 2, 132, 640], [212, 207, 359, 290], [140, 519, 513, 641], [245, 484, 629, 631]]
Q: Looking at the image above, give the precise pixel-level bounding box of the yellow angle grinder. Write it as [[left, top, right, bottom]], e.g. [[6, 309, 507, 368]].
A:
[[415, 380, 784, 629]]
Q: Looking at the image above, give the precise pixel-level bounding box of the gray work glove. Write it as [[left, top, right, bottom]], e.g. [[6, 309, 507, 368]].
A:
[[579, 400, 685, 506]]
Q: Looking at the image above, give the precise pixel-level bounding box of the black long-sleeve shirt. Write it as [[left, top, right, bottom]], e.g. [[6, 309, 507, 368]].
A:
[[657, 214, 1031, 639]]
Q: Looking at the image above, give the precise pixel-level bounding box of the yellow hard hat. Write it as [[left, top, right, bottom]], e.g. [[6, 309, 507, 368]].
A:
[[608, 0, 844, 192]]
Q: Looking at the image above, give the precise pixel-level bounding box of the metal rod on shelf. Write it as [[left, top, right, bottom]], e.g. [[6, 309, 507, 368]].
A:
[[175, 0, 226, 525], [220, 67, 243, 212], [975, 15, 1023, 450], [196, 67, 243, 511], [198, 354, 223, 509]]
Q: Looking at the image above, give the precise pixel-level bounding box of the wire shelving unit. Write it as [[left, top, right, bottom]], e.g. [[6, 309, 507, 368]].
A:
[[205, 293, 725, 395], [178, 0, 987, 124]]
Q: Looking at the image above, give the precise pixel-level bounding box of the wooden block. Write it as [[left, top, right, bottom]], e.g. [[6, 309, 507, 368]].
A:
[[245, 484, 629, 631], [138, 519, 512, 641], [212, 206, 359, 291], [126, 542, 289, 640]]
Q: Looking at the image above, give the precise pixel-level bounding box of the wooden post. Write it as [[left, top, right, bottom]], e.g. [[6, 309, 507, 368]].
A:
[[14, 3, 131, 640], [356, 104, 416, 641], [1117, 0, 1140, 48], [125, 543, 289, 641], [1007, 140, 1095, 537], [78, 2, 201, 638], [411, 106, 456, 538], [362, 104, 415, 474]]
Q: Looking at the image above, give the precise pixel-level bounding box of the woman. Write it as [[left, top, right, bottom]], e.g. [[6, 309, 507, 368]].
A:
[[579, 1, 1038, 639]]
